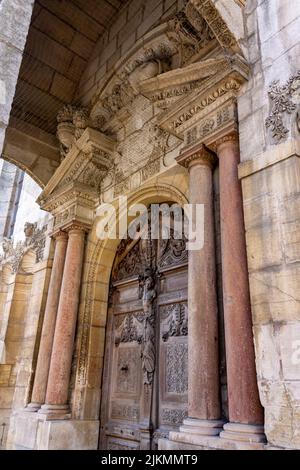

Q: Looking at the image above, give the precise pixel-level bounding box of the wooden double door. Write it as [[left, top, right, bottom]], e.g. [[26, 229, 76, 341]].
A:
[[99, 232, 189, 450]]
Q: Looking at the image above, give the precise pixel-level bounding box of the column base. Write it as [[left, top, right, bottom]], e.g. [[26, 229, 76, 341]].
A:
[[160, 421, 266, 450], [38, 404, 71, 420], [220, 422, 266, 444], [179, 418, 225, 436], [23, 403, 42, 412]]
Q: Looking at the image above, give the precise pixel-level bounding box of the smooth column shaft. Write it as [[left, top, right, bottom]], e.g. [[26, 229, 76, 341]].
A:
[[29, 232, 68, 408], [218, 137, 263, 424], [45, 228, 85, 407]]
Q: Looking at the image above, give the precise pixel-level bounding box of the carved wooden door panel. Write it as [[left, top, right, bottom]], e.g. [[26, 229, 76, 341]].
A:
[[99, 231, 188, 450]]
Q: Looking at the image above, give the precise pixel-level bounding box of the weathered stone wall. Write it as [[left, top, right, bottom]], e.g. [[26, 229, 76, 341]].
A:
[[0, 159, 44, 244], [78, 0, 184, 105], [0, 0, 34, 154], [0, 161, 22, 239], [238, 0, 300, 449], [0, 228, 53, 449]]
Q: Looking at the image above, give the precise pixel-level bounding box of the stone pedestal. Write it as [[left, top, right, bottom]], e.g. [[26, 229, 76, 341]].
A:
[[11, 411, 99, 450], [216, 133, 265, 444], [175, 143, 223, 436], [26, 231, 68, 412], [40, 225, 86, 417]]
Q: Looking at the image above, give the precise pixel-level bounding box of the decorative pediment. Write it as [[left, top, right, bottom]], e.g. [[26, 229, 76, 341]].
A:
[[38, 127, 116, 231], [138, 57, 242, 110], [89, 2, 238, 134], [153, 55, 249, 145]]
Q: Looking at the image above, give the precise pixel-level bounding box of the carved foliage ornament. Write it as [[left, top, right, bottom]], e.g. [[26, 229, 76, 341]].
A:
[[57, 105, 104, 160], [266, 71, 300, 142], [0, 223, 47, 272], [161, 302, 188, 342], [190, 0, 238, 50], [171, 6, 214, 66]]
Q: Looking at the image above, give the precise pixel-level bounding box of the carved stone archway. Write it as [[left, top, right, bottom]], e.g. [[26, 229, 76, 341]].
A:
[[71, 181, 188, 420]]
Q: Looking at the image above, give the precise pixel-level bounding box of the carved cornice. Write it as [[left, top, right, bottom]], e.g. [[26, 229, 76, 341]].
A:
[[157, 57, 248, 139], [190, 0, 241, 52], [38, 127, 116, 206], [176, 143, 217, 169], [139, 57, 237, 102]]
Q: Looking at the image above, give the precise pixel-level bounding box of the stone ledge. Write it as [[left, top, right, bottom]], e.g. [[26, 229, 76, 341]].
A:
[[160, 432, 266, 450], [238, 139, 300, 180]]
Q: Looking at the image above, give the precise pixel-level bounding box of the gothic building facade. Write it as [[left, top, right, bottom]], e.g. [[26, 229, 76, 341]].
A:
[[0, 0, 300, 450]]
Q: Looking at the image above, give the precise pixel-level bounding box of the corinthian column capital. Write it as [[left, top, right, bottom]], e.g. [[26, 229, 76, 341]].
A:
[[176, 143, 217, 170], [214, 131, 239, 153]]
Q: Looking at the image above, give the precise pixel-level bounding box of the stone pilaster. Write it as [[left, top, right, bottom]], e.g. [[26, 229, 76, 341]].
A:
[[175, 143, 224, 436], [25, 230, 68, 412], [39, 224, 87, 418], [216, 132, 265, 444]]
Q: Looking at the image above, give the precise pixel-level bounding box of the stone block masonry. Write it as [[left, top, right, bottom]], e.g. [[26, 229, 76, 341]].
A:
[[0, 0, 34, 155]]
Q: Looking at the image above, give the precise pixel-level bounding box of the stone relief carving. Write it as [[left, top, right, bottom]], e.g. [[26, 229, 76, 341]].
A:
[[266, 71, 300, 142], [190, 0, 238, 50], [92, 45, 174, 130], [147, 80, 202, 110], [161, 302, 188, 342], [170, 6, 214, 66], [170, 77, 240, 130], [0, 223, 47, 272], [166, 343, 188, 394], [184, 104, 233, 146], [57, 105, 103, 160]]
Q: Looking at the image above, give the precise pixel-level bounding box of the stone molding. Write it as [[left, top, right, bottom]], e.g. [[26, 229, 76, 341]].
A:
[[238, 139, 300, 180], [37, 127, 116, 232], [190, 0, 241, 52]]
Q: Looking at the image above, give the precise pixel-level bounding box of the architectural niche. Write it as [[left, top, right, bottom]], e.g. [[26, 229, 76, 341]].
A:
[[265, 70, 300, 142]]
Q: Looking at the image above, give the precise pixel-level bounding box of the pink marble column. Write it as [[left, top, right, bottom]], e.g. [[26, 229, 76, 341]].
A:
[[176, 144, 224, 436], [26, 231, 68, 411], [216, 133, 265, 443], [40, 224, 86, 417]]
